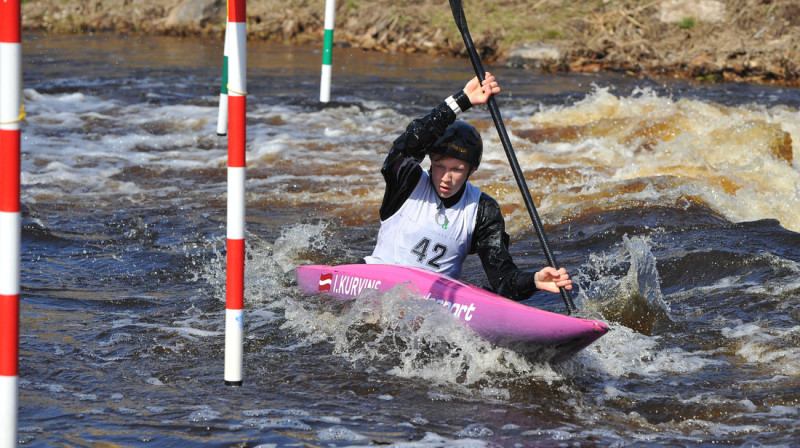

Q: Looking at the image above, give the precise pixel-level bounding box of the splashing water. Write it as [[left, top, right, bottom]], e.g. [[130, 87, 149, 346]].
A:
[[579, 235, 673, 334], [281, 269, 562, 390]]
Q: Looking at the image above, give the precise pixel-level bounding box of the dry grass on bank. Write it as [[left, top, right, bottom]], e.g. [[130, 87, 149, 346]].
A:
[[20, 0, 800, 85]]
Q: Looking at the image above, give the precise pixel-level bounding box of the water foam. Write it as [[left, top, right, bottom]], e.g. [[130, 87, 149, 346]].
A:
[[521, 86, 800, 231]]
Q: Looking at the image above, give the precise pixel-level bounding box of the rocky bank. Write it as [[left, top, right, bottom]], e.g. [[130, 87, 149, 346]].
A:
[[20, 0, 800, 86]]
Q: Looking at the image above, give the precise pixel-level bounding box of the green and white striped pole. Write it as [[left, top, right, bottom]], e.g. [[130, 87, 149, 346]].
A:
[[319, 0, 336, 102], [216, 5, 230, 136]]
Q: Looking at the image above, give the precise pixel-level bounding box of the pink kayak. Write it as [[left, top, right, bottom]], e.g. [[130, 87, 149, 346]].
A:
[[296, 264, 608, 362]]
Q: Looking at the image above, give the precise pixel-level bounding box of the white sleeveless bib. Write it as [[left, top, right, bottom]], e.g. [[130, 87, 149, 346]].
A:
[[365, 171, 480, 279]]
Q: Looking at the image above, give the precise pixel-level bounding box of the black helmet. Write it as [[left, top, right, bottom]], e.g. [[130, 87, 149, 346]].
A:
[[429, 121, 483, 169]]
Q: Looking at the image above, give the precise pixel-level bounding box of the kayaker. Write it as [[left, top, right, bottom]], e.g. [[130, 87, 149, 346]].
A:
[[363, 73, 572, 301]]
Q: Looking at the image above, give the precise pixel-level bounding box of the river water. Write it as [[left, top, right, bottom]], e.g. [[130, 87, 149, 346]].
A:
[[13, 33, 800, 446]]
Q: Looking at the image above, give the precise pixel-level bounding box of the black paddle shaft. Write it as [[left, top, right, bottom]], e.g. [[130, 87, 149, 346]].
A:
[[449, 0, 576, 314]]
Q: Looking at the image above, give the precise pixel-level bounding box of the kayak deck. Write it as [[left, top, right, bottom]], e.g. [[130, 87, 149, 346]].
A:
[[296, 264, 608, 362]]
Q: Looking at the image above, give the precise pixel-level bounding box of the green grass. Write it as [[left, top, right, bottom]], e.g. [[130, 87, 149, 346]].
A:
[[678, 17, 696, 30]]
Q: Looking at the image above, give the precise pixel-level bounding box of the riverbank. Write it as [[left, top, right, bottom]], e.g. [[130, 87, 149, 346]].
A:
[[20, 0, 800, 86]]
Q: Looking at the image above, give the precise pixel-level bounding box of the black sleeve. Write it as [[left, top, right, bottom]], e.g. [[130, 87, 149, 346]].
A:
[[471, 193, 539, 301], [378, 101, 457, 220]]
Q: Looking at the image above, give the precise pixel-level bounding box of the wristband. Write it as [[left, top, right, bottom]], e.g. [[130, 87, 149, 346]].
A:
[[445, 90, 473, 115], [453, 90, 472, 113], [445, 95, 462, 115]]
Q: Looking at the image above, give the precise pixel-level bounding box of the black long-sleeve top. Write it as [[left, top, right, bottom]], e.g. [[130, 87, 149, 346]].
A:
[[377, 100, 539, 301]]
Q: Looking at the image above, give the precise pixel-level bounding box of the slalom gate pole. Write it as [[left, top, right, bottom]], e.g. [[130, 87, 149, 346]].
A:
[[319, 0, 335, 102], [0, 0, 22, 445], [224, 0, 246, 387], [216, 3, 230, 136]]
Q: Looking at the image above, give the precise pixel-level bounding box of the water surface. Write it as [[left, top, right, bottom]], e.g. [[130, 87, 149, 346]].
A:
[[14, 33, 800, 446]]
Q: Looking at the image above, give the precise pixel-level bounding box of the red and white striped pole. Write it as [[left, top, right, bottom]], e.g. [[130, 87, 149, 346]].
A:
[[224, 0, 246, 387], [0, 0, 22, 445]]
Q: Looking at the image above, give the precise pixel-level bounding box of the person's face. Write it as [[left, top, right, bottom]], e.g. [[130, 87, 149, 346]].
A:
[[430, 155, 476, 198]]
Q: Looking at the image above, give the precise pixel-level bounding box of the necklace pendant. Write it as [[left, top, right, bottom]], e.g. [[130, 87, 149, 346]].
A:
[[434, 207, 449, 230]]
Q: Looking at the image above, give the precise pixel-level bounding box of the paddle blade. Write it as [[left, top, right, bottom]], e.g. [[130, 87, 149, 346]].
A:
[[448, 0, 487, 83], [449, 0, 466, 31]]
